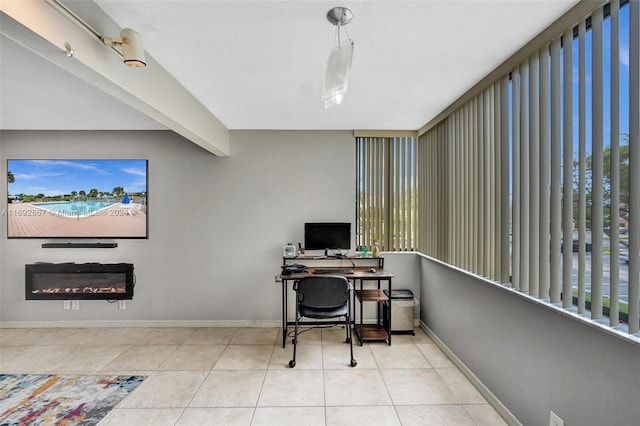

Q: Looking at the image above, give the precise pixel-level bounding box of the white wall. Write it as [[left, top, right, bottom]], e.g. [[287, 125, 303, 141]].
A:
[[0, 129, 360, 324]]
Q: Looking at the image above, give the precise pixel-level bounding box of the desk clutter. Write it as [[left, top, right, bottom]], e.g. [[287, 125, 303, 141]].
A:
[[281, 264, 307, 275]]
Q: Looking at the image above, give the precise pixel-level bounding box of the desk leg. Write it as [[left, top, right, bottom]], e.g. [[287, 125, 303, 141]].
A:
[[388, 278, 392, 346], [358, 279, 364, 346], [351, 280, 357, 345], [282, 280, 287, 348]]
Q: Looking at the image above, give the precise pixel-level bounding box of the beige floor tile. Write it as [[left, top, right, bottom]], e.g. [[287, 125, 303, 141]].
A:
[[2, 328, 143, 346], [276, 327, 287, 346], [408, 327, 434, 344], [100, 345, 178, 371], [1, 328, 63, 346], [270, 344, 323, 369], [98, 408, 183, 426], [0, 328, 30, 344], [326, 406, 401, 426], [119, 370, 207, 408], [0, 345, 22, 365], [88, 328, 149, 346], [183, 328, 238, 345], [189, 370, 266, 407], [324, 368, 392, 406], [322, 343, 376, 369], [322, 327, 352, 344], [229, 327, 278, 345], [251, 407, 325, 426], [387, 334, 416, 345], [258, 369, 325, 407], [437, 368, 486, 404], [464, 404, 509, 426], [176, 408, 253, 425], [0, 345, 75, 373], [134, 328, 196, 345], [416, 343, 455, 368], [395, 405, 476, 425], [32, 328, 110, 346], [41, 345, 129, 374], [370, 343, 432, 368], [213, 345, 273, 370], [1, 326, 514, 425], [93, 369, 154, 376], [282, 326, 323, 345], [381, 368, 459, 405], [157, 345, 226, 371]]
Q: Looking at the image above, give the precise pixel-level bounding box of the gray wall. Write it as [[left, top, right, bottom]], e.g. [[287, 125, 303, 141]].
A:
[[0, 129, 363, 323], [419, 255, 640, 426]]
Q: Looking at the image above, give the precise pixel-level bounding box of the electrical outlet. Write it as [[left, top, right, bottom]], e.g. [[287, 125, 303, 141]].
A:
[[71, 300, 80, 310], [63, 300, 71, 310], [550, 411, 564, 426], [118, 300, 126, 310]]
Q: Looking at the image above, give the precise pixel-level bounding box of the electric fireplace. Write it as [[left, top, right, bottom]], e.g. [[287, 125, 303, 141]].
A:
[[25, 263, 134, 300]]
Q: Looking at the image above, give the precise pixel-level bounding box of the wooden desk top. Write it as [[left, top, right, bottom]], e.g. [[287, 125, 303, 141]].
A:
[[279, 266, 393, 281]]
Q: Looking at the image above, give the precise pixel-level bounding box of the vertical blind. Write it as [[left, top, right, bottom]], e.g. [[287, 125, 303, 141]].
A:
[[413, 0, 639, 336], [418, 82, 510, 283], [356, 136, 418, 252]]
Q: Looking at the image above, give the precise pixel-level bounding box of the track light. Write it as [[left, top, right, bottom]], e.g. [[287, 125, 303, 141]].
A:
[[102, 28, 147, 67], [323, 7, 354, 109], [43, 0, 147, 68]]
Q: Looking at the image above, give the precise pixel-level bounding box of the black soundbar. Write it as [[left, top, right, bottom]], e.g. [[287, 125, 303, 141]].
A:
[[41, 242, 118, 249]]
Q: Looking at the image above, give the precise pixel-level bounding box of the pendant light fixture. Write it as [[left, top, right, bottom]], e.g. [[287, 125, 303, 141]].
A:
[[323, 7, 354, 108]]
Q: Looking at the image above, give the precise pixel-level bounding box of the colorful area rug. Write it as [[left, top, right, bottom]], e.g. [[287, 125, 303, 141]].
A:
[[0, 374, 145, 425]]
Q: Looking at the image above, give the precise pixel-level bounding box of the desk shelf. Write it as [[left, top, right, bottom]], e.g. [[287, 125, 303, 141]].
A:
[[354, 324, 389, 342], [283, 255, 384, 269], [355, 289, 388, 302], [354, 284, 391, 346]]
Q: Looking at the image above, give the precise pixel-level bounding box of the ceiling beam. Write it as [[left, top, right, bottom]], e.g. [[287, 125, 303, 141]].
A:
[[0, 0, 230, 156]]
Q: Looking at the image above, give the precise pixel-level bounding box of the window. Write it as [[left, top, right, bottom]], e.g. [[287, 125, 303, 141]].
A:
[[356, 135, 418, 252], [359, 0, 639, 337]]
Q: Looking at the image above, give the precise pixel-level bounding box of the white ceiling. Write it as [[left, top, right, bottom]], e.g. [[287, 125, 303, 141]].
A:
[[1, 0, 580, 132]]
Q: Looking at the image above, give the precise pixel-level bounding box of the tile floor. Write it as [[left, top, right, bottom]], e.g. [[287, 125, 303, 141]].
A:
[[0, 326, 508, 425]]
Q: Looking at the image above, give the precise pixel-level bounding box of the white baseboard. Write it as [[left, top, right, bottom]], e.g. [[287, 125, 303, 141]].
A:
[[419, 321, 522, 426], [1, 318, 420, 329], [0, 320, 282, 328], [1, 318, 419, 329]]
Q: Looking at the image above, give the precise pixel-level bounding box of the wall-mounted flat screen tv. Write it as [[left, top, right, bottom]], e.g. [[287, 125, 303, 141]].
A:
[[304, 222, 351, 251], [6, 159, 148, 239]]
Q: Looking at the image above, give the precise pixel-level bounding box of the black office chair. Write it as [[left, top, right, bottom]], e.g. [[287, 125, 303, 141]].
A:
[[289, 275, 357, 368]]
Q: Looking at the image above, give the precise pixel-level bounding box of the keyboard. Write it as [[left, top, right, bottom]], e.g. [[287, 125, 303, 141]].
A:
[[312, 268, 354, 275]]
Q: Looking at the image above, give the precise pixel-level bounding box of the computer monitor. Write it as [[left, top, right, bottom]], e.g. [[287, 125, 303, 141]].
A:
[[304, 222, 351, 251]]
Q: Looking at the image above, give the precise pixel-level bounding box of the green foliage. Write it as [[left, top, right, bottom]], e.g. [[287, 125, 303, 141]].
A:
[[572, 134, 629, 228], [112, 186, 125, 197], [572, 288, 629, 316]]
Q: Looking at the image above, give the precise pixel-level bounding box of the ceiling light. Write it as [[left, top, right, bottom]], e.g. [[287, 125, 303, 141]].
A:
[[64, 42, 74, 58], [44, 0, 146, 68], [102, 28, 147, 68], [323, 7, 354, 109]]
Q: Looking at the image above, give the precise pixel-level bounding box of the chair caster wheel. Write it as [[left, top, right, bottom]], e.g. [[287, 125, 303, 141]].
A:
[[345, 338, 351, 343], [292, 338, 297, 345], [289, 360, 296, 368], [350, 359, 357, 367]]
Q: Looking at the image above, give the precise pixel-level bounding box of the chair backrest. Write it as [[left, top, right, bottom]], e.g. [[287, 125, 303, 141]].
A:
[[296, 275, 350, 309]]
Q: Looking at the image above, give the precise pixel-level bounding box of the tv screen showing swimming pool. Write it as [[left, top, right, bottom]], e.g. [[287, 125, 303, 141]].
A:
[[6, 159, 148, 239]]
